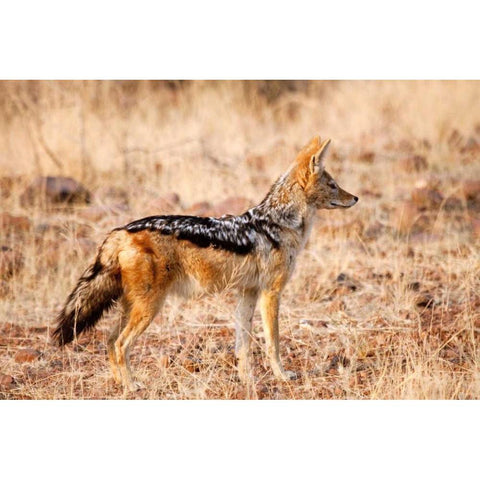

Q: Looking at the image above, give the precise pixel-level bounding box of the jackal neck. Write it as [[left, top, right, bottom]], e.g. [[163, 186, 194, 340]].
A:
[[252, 167, 309, 232]]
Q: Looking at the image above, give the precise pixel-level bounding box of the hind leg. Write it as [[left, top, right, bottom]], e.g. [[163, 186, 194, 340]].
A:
[[107, 299, 129, 384], [114, 295, 164, 391], [108, 321, 124, 384], [115, 247, 170, 391]]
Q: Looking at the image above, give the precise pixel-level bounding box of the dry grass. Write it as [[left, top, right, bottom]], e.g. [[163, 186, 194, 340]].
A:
[[1, 80, 480, 399]]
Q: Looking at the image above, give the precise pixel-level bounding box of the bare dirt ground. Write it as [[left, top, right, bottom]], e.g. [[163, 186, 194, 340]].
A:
[[1, 80, 480, 399]]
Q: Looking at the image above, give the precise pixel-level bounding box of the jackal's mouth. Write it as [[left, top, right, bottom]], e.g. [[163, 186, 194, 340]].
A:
[[330, 197, 358, 208], [329, 201, 351, 208]]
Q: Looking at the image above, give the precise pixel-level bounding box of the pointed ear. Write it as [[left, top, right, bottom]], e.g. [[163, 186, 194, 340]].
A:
[[296, 135, 321, 164], [309, 138, 331, 174], [305, 135, 321, 151]]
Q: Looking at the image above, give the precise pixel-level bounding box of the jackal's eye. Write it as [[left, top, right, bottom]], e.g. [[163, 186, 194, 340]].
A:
[[327, 180, 337, 190]]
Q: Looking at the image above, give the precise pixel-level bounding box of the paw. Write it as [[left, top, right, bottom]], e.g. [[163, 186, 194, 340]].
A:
[[124, 380, 145, 392]]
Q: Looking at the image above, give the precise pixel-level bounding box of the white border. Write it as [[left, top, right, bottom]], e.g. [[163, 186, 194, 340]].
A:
[[1, 2, 478, 478], [1, 1, 479, 79], [1, 400, 478, 478]]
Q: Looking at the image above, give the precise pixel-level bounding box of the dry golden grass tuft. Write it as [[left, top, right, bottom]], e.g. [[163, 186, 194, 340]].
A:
[[1, 80, 480, 399]]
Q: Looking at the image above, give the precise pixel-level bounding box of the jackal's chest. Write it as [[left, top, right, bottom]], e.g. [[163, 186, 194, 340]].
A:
[[257, 243, 300, 288], [260, 218, 314, 286]]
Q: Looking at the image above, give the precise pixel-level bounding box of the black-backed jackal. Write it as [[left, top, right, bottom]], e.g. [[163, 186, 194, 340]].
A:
[[53, 136, 358, 391]]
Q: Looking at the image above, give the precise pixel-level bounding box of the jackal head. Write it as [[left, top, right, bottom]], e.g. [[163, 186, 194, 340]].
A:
[[296, 136, 358, 210]]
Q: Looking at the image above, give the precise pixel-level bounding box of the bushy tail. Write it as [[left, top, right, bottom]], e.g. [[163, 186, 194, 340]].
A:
[[52, 241, 122, 346]]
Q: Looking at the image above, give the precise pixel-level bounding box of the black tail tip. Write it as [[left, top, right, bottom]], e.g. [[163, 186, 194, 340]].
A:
[[51, 324, 74, 347]]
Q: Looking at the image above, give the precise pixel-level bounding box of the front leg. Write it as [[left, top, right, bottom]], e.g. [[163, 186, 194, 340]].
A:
[[234, 288, 258, 383], [259, 290, 296, 381]]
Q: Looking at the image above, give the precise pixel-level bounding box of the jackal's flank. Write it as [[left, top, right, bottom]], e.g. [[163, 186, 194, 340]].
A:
[[53, 136, 358, 391]]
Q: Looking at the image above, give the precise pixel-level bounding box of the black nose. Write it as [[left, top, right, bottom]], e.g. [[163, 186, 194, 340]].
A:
[[353, 196, 359, 202]]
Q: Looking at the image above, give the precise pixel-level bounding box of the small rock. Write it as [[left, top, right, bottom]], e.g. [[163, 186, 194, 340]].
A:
[[0, 246, 24, 278], [333, 387, 344, 396], [359, 188, 381, 198], [0, 176, 22, 198], [422, 138, 432, 150], [20, 176, 91, 207], [441, 348, 458, 360], [49, 360, 64, 369], [336, 272, 357, 291], [0, 374, 14, 389], [256, 383, 269, 399], [460, 137, 479, 153], [358, 151, 375, 163], [408, 281, 421, 292], [326, 354, 350, 372], [444, 196, 463, 211], [183, 356, 201, 372], [462, 180, 480, 202], [415, 292, 434, 309], [162, 192, 181, 206], [0, 213, 31, 234], [14, 348, 41, 363], [24, 367, 50, 382]]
